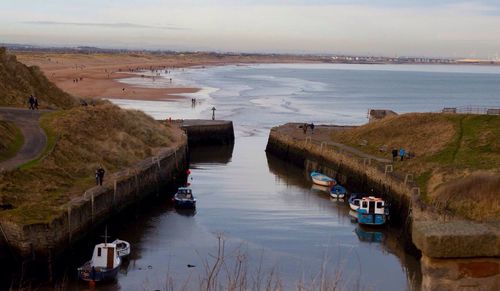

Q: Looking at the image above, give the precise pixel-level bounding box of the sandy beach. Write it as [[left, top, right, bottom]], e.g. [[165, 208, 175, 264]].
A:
[[17, 52, 324, 101]]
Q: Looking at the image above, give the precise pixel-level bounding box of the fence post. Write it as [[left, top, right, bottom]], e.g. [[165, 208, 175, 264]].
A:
[[320, 141, 327, 152], [91, 192, 94, 224], [384, 164, 393, 175], [67, 207, 71, 243], [404, 174, 414, 185]]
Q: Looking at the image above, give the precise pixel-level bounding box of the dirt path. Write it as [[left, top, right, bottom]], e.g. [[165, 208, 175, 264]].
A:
[[0, 107, 51, 171], [276, 123, 392, 163]]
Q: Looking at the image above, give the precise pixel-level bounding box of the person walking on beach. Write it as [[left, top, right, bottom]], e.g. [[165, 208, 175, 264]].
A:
[[392, 148, 398, 161], [95, 166, 106, 186], [399, 148, 406, 161], [28, 95, 35, 110]]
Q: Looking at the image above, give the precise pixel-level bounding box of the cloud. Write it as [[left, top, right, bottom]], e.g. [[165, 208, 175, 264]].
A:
[[23, 21, 186, 31]]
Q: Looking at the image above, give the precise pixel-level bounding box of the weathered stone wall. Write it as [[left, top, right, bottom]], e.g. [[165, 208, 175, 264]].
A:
[[181, 120, 235, 145], [0, 140, 188, 259]]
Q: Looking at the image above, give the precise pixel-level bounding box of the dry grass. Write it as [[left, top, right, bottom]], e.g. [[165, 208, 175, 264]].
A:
[[330, 113, 455, 157], [0, 102, 182, 224], [0, 48, 77, 109], [330, 113, 500, 221], [0, 120, 23, 162], [431, 171, 500, 221]]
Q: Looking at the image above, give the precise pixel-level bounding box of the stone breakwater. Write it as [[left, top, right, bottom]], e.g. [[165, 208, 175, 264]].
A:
[[0, 138, 188, 260], [180, 120, 235, 146], [266, 123, 500, 290]]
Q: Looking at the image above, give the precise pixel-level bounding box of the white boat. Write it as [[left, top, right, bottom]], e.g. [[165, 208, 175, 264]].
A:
[[310, 171, 336, 187], [77, 242, 121, 282], [112, 239, 131, 258], [348, 193, 366, 211]]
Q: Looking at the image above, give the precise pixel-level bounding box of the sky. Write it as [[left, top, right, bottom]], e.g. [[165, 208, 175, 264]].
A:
[[1, 0, 500, 58]]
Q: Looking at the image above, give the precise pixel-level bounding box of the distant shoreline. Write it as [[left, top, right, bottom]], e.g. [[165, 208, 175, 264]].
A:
[[15, 51, 500, 103]]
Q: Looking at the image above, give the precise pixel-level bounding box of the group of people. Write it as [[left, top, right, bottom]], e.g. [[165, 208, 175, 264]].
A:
[[392, 148, 407, 161], [28, 95, 39, 110], [302, 123, 315, 134]]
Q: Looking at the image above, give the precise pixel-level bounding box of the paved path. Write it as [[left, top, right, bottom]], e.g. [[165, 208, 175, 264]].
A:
[[276, 123, 392, 163], [0, 107, 51, 171]]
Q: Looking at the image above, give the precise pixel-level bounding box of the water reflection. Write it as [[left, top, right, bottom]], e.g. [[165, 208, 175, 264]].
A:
[[189, 143, 234, 165], [354, 226, 384, 243]]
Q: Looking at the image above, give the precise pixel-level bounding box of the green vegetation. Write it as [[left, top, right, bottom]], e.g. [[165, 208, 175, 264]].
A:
[[0, 47, 77, 109], [0, 103, 181, 224], [330, 113, 500, 221], [0, 120, 24, 162]]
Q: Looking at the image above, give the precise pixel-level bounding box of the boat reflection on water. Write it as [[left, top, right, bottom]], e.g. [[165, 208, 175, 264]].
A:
[[175, 208, 197, 217], [311, 183, 330, 193], [354, 226, 384, 243]]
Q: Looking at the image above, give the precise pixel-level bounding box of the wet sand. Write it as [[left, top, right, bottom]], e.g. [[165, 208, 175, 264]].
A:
[[16, 52, 324, 101]]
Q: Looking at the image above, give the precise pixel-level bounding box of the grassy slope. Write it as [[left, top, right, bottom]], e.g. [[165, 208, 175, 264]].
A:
[[0, 103, 182, 224], [0, 47, 77, 109], [0, 121, 24, 162], [330, 113, 500, 221]]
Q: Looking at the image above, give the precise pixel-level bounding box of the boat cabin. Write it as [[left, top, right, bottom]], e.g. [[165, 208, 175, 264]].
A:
[[91, 243, 121, 270], [358, 196, 386, 215], [177, 187, 193, 199]]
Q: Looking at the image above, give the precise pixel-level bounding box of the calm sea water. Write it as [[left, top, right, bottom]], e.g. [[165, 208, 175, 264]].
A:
[[85, 64, 500, 290]]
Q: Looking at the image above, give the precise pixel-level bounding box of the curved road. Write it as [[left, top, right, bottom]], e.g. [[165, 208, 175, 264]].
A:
[[0, 107, 50, 172]]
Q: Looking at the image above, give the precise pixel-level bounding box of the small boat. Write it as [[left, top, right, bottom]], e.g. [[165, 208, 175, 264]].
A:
[[112, 239, 131, 258], [348, 193, 367, 211], [330, 184, 347, 199], [174, 187, 196, 208], [356, 196, 389, 226], [77, 242, 121, 282], [310, 171, 336, 187]]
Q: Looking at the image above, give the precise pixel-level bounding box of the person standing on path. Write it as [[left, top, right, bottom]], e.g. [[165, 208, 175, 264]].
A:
[[28, 95, 35, 110], [399, 148, 406, 161], [96, 166, 106, 186], [34, 96, 39, 110], [392, 148, 398, 161]]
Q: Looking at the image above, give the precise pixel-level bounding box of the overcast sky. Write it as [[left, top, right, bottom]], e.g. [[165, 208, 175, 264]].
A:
[[1, 0, 500, 58]]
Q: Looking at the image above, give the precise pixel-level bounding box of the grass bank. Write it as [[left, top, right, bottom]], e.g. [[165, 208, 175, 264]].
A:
[[0, 102, 183, 224], [0, 120, 24, 163], [330, 113, 500, 221]]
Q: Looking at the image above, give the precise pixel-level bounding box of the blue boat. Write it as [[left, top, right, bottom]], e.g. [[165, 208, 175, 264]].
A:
[[356, 196, 389, 226], [174, 187, 196, 208], [310, 171, 336, 187], [330, 184, 347, 199]]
